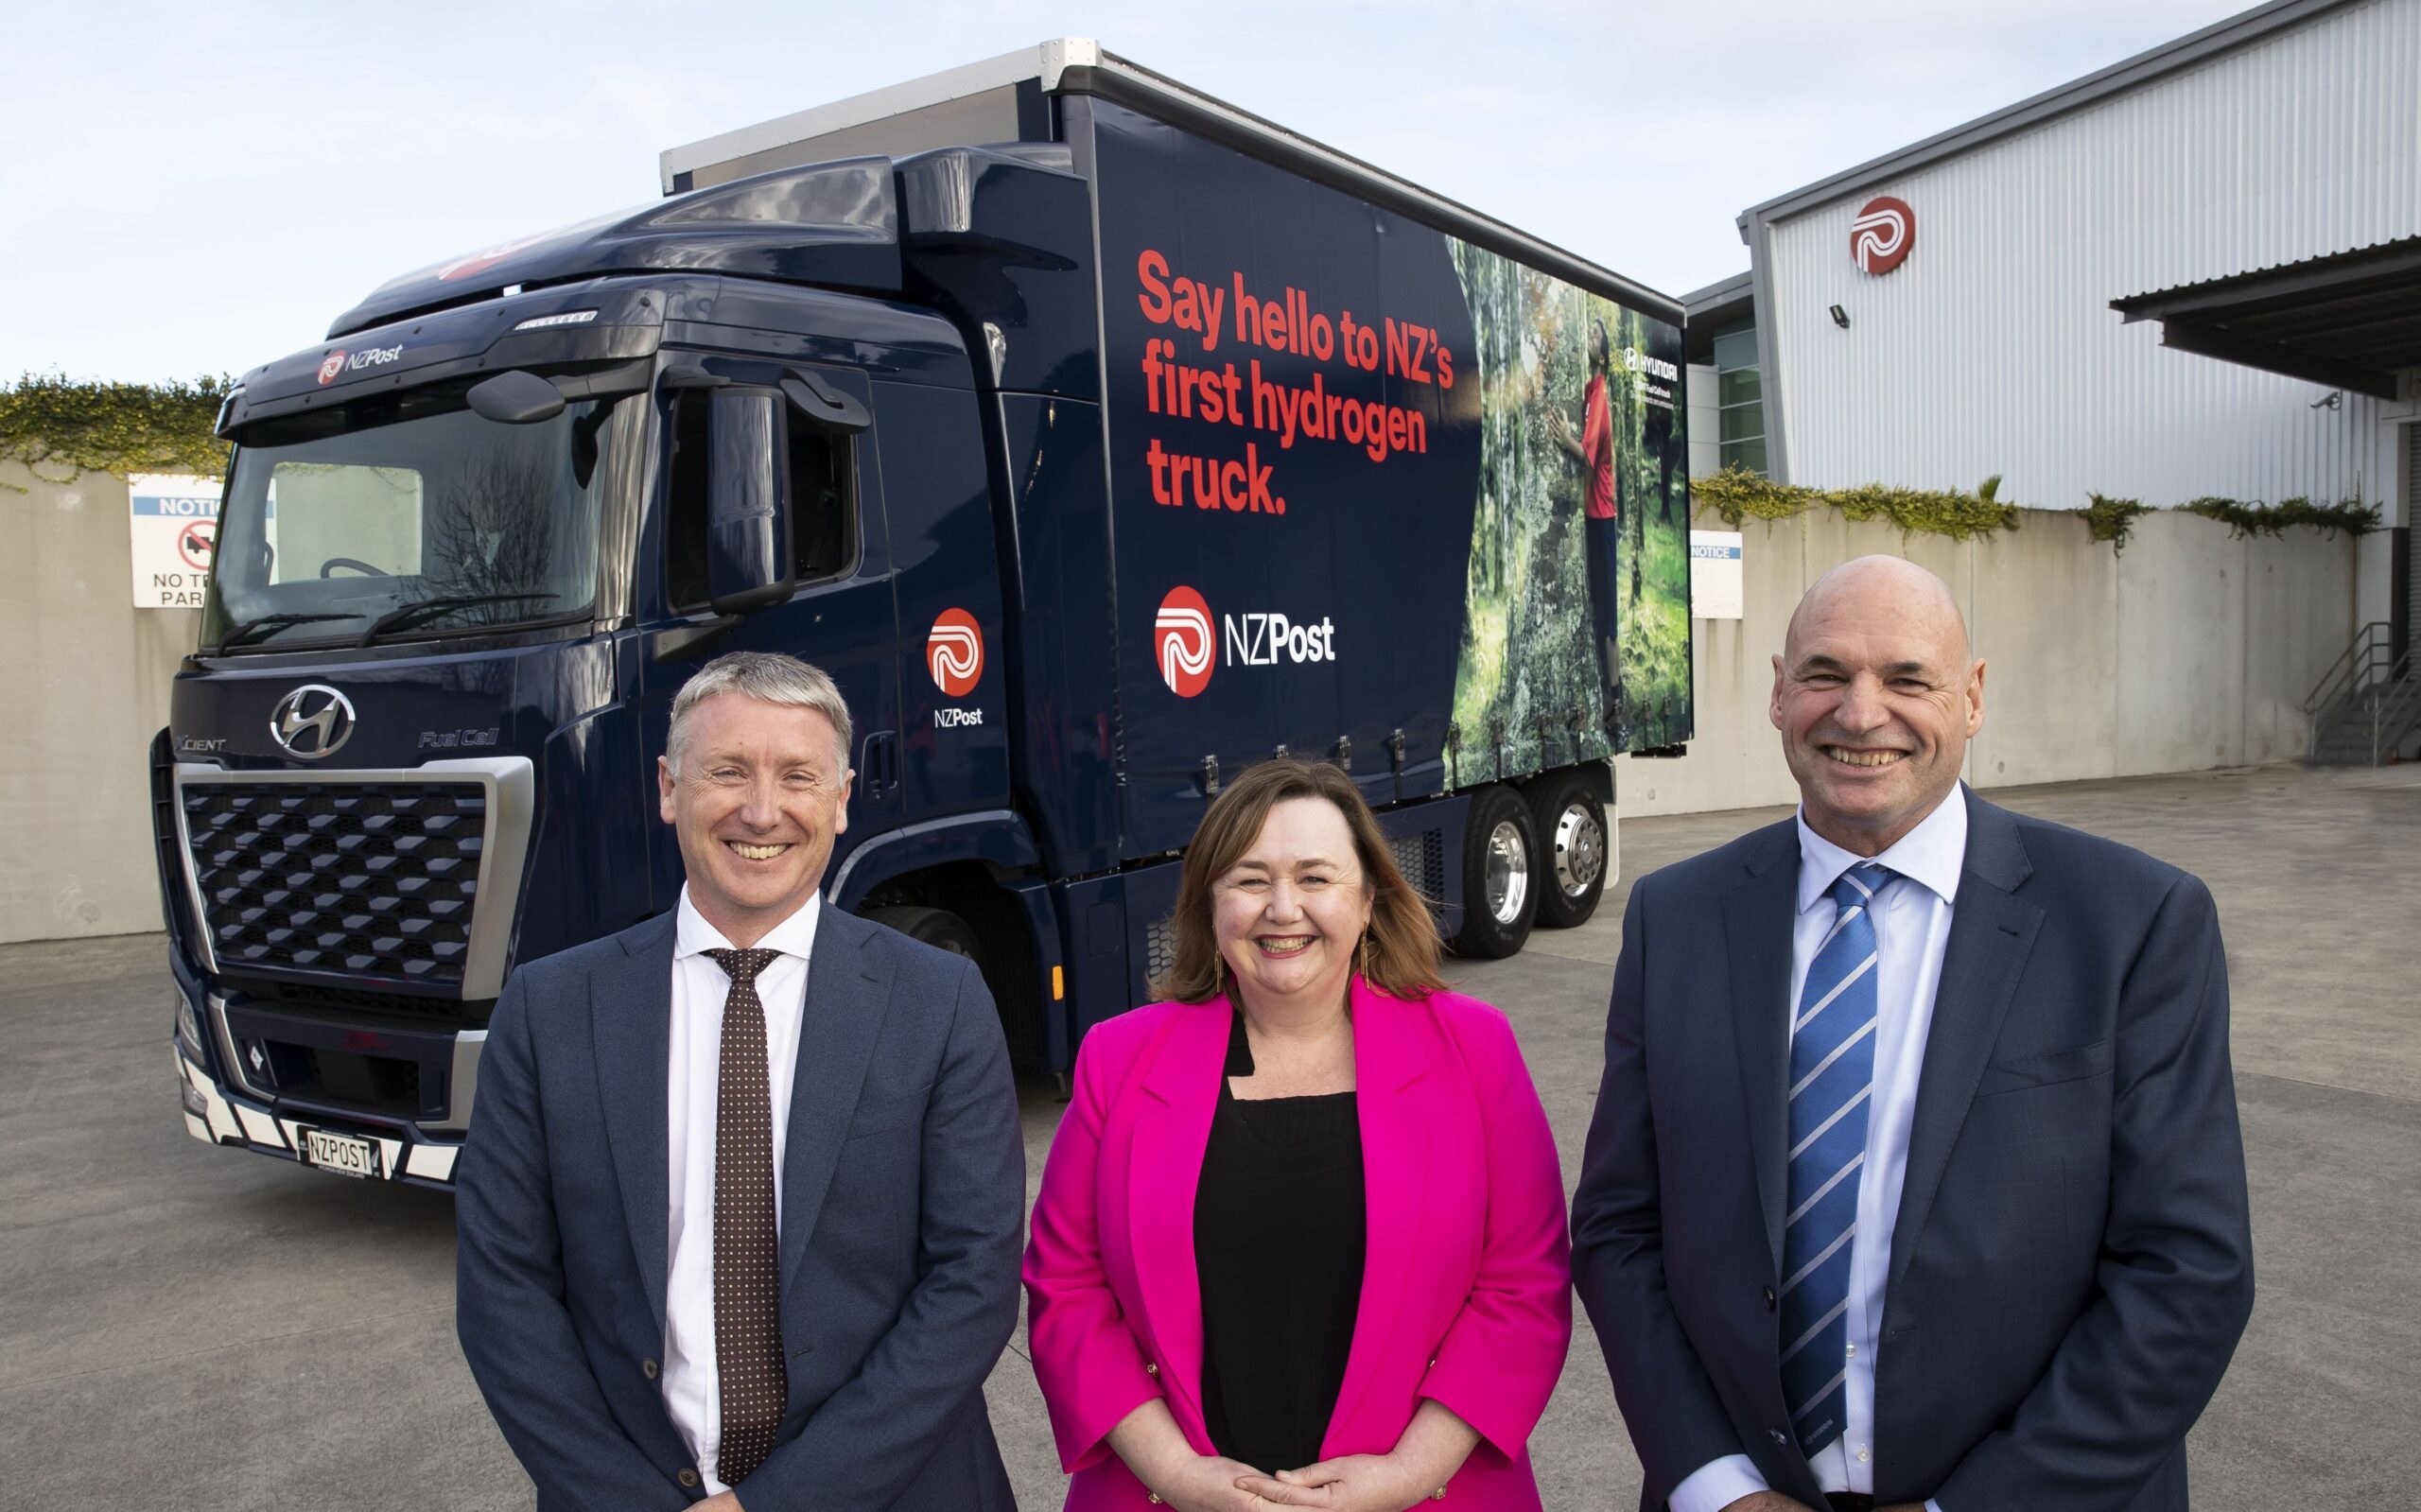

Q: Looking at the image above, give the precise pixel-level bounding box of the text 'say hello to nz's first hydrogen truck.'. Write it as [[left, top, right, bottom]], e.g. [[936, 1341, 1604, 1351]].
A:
[[158, 41, 1695, 1188]]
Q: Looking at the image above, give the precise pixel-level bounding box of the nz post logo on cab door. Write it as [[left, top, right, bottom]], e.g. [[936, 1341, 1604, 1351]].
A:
[[1155, 584, 1336, 699], [927, 608, 985, 726]]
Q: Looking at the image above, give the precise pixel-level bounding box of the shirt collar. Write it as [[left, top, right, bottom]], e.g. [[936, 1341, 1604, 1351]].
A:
[[672, 883, 823, 963], [1794, 786, 1969, 914]]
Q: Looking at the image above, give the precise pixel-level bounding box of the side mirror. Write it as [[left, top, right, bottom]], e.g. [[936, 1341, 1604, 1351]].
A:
[[466, 370, 567, 425], [705, 388, 794, 617]]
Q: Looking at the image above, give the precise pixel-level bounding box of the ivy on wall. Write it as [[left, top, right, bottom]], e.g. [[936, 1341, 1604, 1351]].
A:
[[1693, 465, 2020, 540], [2082, 492, 2151, 552], [1698, 464, 2377, 551], [2181, 495, 2378, 540], [0, 373, 232, 488]]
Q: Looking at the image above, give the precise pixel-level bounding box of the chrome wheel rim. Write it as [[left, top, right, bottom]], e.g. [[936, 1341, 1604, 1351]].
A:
[[1551, 801, 1605, 897], [1484, 820, 1529, 925]]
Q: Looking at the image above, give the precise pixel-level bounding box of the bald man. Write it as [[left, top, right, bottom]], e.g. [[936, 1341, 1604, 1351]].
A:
[[1573, 557, 2252, 1512]]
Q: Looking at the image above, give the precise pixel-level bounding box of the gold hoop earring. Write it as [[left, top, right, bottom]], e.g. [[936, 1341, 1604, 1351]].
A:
[[1357, 930, 1372, 983]]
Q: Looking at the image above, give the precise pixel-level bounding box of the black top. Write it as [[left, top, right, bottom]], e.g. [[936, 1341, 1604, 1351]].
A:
[[1193, 1010, 1367, 1475]]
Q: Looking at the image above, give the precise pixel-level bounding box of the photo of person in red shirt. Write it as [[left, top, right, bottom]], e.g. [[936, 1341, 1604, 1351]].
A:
[[1548, 318, 1625, 726]]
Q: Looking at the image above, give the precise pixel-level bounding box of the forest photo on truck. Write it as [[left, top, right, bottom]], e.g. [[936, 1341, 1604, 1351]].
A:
[[1450, 239, 1693, 767]]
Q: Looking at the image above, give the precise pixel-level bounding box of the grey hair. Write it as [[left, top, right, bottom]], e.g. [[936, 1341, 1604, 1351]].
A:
[[667, 652, 855, 774]]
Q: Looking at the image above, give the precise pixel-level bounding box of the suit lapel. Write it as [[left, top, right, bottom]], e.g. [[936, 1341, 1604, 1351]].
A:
[[594, 912, 677, 1338], [778, 906, 891, 1295], [1128, 1000, 1229, 1434], [1723, 821, 1803, 1274], [1884, 791, 2045, 1304], [1323, 982, 1431, 1452]]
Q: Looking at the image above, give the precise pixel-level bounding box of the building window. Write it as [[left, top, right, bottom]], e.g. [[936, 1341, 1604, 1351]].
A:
[[1712, 325, 1766, 476]]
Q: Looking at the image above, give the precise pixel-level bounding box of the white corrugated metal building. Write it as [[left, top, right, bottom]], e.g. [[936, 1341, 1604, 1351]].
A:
[[1685, 0, 2421, 657]]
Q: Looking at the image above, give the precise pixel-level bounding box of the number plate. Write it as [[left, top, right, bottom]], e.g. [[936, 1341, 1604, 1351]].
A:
[[300, 1127, 380, 1179]]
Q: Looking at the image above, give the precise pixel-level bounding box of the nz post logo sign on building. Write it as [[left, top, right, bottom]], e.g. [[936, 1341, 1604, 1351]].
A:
[[129, 475, 224, 609]]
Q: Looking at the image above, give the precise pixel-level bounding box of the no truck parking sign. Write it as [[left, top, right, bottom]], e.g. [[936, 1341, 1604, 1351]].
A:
[[130, 474, 223, 608]]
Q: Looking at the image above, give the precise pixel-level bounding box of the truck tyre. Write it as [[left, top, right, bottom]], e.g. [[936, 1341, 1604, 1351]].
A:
[[1526, 767, 1608, 930], [862, 905, 983, 965], [1450, 785, 1539, 960]]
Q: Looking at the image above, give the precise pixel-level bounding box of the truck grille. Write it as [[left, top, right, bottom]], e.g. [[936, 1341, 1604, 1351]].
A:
[[180, 781, 486, 987]]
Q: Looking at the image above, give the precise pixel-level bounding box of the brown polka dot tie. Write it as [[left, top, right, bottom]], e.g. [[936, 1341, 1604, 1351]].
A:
[[706, 947, 786, 1485]]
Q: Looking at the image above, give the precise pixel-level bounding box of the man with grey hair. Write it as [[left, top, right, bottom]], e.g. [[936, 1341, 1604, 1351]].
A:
[[1575, 557, 2252, 1512], [459, 650, 1023, 1512]]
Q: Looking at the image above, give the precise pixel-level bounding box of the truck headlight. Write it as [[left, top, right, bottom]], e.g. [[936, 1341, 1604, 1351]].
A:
[[174, 988, 205, 1060]]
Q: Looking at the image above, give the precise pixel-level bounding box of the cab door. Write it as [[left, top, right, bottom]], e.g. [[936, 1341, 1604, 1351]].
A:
[[636, 356, 899, 912]]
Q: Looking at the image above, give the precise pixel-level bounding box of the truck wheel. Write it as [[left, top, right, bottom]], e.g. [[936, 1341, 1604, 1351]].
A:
[[1527, 767, 1608, 930], [862, 905, 983, 965], [1450, 785, 1538, 960]]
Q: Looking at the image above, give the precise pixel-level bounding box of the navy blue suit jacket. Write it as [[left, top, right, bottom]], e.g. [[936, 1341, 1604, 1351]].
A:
[[1572, 788, 2254, 1512], [456, 905, 1023, 1512]]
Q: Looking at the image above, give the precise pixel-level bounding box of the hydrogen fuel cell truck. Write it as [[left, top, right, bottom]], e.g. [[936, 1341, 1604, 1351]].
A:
[[159, 41, 1695, 1188]]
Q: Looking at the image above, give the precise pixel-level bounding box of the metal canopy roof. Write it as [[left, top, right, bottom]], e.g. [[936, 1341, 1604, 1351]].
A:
[[2110, 235, 2421, 401]]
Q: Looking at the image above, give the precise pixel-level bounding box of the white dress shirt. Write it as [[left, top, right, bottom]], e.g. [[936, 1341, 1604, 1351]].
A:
[[663, 884, 821, 1495], [1670, 793, 1966, 1512]]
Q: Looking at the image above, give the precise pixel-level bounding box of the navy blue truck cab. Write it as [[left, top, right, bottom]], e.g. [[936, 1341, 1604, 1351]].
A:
[[159, 41, 1693, 1189]]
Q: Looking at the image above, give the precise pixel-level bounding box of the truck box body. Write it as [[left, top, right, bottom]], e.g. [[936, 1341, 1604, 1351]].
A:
[[160, 43, 1689, 1187]]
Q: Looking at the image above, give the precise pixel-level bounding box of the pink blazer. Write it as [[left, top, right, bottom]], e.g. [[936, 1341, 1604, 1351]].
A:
[[1023, 980, 1572, 1511]]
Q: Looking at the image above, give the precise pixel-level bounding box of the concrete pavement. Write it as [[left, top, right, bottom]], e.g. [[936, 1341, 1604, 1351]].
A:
[[3, 764, 2414, 1508]]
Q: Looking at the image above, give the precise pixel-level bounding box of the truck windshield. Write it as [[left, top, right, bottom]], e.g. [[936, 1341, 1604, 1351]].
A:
[[200, 381, 640, 652]]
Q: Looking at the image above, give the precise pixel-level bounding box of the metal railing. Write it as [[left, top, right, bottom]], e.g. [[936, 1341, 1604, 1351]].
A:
[[2305, 622, 2417, 766]]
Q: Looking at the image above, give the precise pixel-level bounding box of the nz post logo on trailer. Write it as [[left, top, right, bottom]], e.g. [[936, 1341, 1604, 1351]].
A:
[[1153, 585, 1336, 699]]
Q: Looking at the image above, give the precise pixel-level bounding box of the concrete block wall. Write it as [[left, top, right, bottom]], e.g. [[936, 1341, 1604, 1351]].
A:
[[1615, 503, 2360, 818], [4, 462, 200, 946]]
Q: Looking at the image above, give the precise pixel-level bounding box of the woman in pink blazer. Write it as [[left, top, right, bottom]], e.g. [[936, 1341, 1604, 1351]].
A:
[[1025, 759, 1572, 1511]]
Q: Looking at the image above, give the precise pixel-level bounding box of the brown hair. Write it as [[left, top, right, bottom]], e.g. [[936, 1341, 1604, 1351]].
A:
[[1153, 758, 1447, 1003]]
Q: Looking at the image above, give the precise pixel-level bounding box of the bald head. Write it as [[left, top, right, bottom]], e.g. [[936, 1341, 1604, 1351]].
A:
[[1770, 555, 1987, 856], [1785, 555, 1972, 669]]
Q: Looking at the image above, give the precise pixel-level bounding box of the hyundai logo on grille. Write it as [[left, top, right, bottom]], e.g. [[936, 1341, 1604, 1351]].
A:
[[270, 684, 357, 760]]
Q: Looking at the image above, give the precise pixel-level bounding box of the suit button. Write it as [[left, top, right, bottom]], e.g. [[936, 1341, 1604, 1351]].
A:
[[1761, 1287, 1776, 1311], [677, 1469, 700, 1488], [1768, 1429, 1788, 1448], [1144, 1361, 1158, 1377], [642, 1357, 660, 1381]]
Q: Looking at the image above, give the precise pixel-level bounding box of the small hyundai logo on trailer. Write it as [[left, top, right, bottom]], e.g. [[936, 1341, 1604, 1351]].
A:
[[927, 608, 984, 696], [1155, 586, 1214, 698], [270, 684, 357, 760]]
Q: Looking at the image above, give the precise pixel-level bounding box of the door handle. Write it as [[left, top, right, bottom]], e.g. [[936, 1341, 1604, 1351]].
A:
[[860, 731, 901, 797]]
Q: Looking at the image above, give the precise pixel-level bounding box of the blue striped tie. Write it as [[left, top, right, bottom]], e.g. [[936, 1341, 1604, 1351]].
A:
[[1779, 861, 1892, 1458]]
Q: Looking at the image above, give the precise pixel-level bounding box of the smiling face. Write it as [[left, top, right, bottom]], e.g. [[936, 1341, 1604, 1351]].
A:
[[657, 691, 851, 947], [1770, 556, 1986, 856], [1210, 796, 1376, 1012]]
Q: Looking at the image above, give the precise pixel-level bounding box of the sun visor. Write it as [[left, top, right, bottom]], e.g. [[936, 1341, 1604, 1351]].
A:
[[327, 158, 903, 339]]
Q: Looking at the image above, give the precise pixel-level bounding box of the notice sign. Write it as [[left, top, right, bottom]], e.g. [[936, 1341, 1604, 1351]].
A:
[[130, 474, 222, 608], [1690, 530, 1744, 620]]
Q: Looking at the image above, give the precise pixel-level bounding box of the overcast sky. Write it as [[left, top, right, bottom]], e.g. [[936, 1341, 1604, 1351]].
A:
[[2, 0, 2253, 383]]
